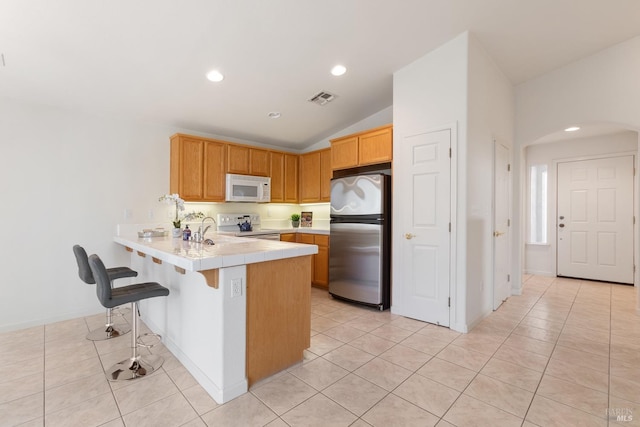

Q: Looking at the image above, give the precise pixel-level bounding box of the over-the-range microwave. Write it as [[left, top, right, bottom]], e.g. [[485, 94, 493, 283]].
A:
[[225, 173, 271, 202]]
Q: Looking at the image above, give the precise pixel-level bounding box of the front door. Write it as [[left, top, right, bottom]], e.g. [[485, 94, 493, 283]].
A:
[[394, 128, 451, 326], [493, 141, 511, 309], [557, 156, 634, 284]]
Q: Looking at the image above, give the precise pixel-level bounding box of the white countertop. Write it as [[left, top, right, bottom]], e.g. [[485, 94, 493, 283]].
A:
[[114, 233, 318, 272]]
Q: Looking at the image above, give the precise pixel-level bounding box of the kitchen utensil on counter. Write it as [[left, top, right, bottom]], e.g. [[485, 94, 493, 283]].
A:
[[237, 215, 253, 232]]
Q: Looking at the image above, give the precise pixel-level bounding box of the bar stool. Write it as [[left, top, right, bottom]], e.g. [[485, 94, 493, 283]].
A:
[[73, 245, 136, 340], [88, 253, 170, 381]]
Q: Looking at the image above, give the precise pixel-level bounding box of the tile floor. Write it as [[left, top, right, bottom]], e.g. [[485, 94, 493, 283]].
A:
[[1, 275, 639, 427]]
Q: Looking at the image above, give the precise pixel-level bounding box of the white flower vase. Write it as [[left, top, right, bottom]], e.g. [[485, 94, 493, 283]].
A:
[[172, 227, 182, 238]]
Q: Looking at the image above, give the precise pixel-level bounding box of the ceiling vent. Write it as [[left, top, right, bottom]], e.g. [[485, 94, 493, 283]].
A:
[[308, 91, 336, 106]]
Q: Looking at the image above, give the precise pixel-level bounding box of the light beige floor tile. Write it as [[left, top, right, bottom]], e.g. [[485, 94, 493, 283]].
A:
[[556, 333, 610, 358], [545, 357, 609, 393], [122, 391, 198, 427], [265, 418, 289, 427], [552, 345, 609, 373], [280, 394, 357, 427], [610, 339, 640, 363], [0, 342, 44, 366], [610, 357, 640, 382], [519, 315, 565, 332], [492, 344, 549, 372], [310, 316, 342, 333], [415, 324, 461, 343], [251, 373, 316, 415], [0, 356, 43, 385], [0, 392, 43, 427], [44, 339, 99, 371], [369, 324, 414, 343], [348, 333, 396, 356], [344, 317, 386, 333], [201, 393, 276, 426], [378, 344, 432, 371], [289, 357, 348, 390], [416, 357, 476, 391], [480, 357, 542, 392], [307, 333, 344, 356], [44, 354, 104, 390], [561, 324, 610, 344], [44, 317, 89, 342], [166, 365, 198, 391], [0, 326, 43, 347], [525, 395, 607, 427], [182, 383, 219, 415], [362, 393, 439, 427], [393, 373, 459, 417], [464, 374, 534, 417], [180, 418, 207, 427], [610, 374, 640, 404], [450, 333, 503, 355], [354, 357, 412, 391], [323, 324, 367, 343], [435, 344, 490, 371], [44, 371, 110, 414], [0, 372, 42, 405], [322, 373, 387, 416], [513, 324, 560, 343], [400, 333, 449, 355], [44, 392, 120, 427], [16, 417, 46, 427], [607, 395, 639, 426], [501, 333, 555, 357], [322, 344, 374, 372], [537, 375, 609, 417], [443, 394, 522, 427], [112, 371, 179, 415], [328, 309, 365, 323], [435, 420, 456, 427], [389, 316, 428, 332]]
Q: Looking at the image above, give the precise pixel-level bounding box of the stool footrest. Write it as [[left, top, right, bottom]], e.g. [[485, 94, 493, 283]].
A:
[[136, 332, 162, 349]]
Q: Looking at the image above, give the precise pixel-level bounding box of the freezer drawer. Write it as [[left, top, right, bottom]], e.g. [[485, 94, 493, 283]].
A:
[[329, 222, 384, 305]]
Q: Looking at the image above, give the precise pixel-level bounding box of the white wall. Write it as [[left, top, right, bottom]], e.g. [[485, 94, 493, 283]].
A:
[[393, 32, 469, 331], [524, 131, 638, 276], [515, 35, 640, 292], [466, 37, 515, 325]]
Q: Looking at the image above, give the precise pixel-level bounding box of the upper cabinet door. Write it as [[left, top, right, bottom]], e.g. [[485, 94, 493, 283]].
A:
[[359, 126, 392, 166], [320, 149, 332, 202], [299, 151, 321, 203], [203, 141, 226, 201], [171, 135, 204, 201], [250, 148, 270, 176], [284, 153, 298, 203], [270, 152, 285, 202], [331, 136, 358, 170], [227, 144, 250, 174]]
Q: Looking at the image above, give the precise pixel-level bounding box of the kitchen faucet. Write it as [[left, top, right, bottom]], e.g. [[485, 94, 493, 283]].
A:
[[194, 216, 216, 244]]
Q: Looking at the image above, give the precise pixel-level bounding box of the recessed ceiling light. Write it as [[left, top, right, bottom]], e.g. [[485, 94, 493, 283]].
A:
[[564, 126, 580, 132], [206, 70, 224, 82], [268, 112, 281, 119], [331, 65, 346, 76]]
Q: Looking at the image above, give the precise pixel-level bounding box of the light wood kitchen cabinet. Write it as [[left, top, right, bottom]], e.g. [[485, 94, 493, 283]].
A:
[[279, 233, 296, 242], [170, 134, 226, 202], [296, 233, 330, 289], [227, 144, 270, 176], [299, 148, 331, 203], [284, 153, 299, 203], [330, 124, 393, 170], [270, 152, 299, 203]]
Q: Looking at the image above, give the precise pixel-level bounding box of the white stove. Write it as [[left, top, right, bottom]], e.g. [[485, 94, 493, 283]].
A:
[[215, 213, 281, 240]]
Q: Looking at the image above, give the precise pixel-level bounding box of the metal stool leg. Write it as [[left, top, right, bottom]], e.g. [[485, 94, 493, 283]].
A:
[[106, 301, 164, 381]]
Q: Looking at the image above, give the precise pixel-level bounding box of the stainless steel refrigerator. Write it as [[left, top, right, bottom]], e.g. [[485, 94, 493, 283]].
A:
[[329, 173, 390, 310]]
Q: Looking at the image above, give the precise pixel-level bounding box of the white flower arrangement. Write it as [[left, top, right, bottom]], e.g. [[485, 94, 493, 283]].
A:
[[158, 194, 204, 228]]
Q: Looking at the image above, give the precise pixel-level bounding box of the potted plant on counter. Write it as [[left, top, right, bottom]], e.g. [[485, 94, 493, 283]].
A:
[[159, 193, 205, 237], [291, 213, 301, 228]]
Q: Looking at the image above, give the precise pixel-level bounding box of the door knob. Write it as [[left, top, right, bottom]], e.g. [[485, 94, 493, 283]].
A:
[[559, 224, 565, 228], [493, 231, 505, 237], [404, 233, 415, 240]]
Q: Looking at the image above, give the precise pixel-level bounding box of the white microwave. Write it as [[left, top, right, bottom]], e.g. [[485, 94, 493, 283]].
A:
[[225, 174, 271, 202]]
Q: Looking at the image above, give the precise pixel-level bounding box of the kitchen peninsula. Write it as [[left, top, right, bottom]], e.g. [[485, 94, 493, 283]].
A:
[[113, 232, 317, 404]]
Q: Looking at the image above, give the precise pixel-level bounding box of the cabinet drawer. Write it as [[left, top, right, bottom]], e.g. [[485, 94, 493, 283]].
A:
[[314, 235, 329, 247], [296, 234, 315, 244]]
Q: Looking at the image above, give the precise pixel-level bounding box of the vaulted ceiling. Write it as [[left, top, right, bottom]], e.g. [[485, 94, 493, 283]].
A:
[[2, 1, 640, 149]]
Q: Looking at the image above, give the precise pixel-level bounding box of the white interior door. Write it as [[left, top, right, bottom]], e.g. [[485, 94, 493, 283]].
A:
[[396, 129, 451, 326], [557, 156, 634, 284], [493, 141, 511, 309]]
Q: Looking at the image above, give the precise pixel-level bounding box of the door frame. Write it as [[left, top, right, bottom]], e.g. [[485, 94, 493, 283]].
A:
[[492, 139, 512, 309], [391, 122, 459, 330], [552, 152, 637, 281]]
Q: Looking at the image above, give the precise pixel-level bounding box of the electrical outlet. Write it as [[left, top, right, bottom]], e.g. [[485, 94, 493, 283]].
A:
[[231, 278, 242, 298]]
